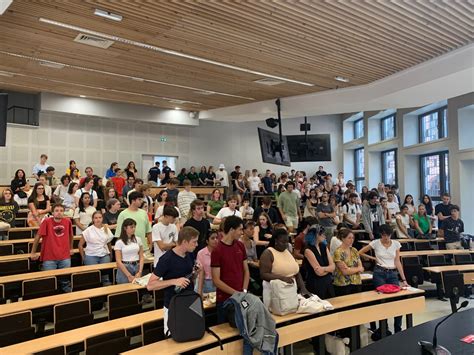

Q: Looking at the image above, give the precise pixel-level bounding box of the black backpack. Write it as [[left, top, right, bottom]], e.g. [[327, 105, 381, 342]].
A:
[[167, 291, 205, 342]]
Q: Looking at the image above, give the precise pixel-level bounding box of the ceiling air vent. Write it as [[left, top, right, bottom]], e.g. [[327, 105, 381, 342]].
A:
[[74, 33, 114, 49], [253, 78, 285, 86]]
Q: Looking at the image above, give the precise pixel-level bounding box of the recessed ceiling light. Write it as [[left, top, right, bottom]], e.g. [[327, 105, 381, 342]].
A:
[[335, 76, 349, 83], [39, 61, 66, 69], [0, 71, 14, 77], [79, 95, 86, 98], [174, 107, 180, 110], [94, 9, 123, 22], [0, 0, 13, 15], [0, 50, 255, 101], [38, 18, 314, 87]]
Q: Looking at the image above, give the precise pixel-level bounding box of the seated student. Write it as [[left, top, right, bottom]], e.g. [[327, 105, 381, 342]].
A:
[[152, 206, 179, 266], [240, 220, 259, 266], [32, 154, 49, 179], [102, 187, 118, 213], [359, 224, 408, 333], [260, 229, 310, 308], [27, 182, 51, 227], [105, 162, 118, 179], [239, 198, 254, 220], [413, 204, 432, 238], [341, 193, 362, 229], [293, 216, 318, 260], [38, 174, 53, 199], [45, 166, 60, 189], [53, 175, 71, 203], [103, 198, 121, 230], [11, 169, 28, 202], [441, 205, 464, 250], [333, 229, 364, 296], [147, 226, 200, 334], [65, 160, 80, 178], [196, 231, 218, 296], [115, 218, 144, 284], [253, 212, 274, 258], [69, 168, 81, 184], [177, 168, 188, 186], [302, 224, 336, 299], [206, 188, 225, 222], [187, 166, 199, 186], [303, 189, 319, 218], [30, 204, 74, 292], [395, 205, 415, 239], [139, 184, 154, 220], [75, 177, 98, 209], [122, 175, 136, 203], [125, 179, 144, 206], [0, 188, 19, 237], [124, 161, 138, 179], [213, 195, 242, 224], [184, 199, 211, 252], [78, 211, 114, 285], [73, 192, 96, 233], [177, 179, 197, 220]]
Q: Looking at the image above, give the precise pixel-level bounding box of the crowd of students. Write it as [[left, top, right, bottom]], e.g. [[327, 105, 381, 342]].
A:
[[0, 154, 468, 350]]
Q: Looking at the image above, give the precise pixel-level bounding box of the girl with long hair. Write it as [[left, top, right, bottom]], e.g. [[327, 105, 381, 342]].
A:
[[73, 192, 96, 232], [27, 183, 51, 227], [114, 218, 144, 284]]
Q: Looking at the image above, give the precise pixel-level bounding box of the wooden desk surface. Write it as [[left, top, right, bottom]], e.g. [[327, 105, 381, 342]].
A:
[[125, 289, 425, 355], [359, 238, 444, 244], [0, 249, 80, 262], [7, 227, 39, 232], [423, 264, 474, 273], [0, 283, 144, 316], [400, 249, 471, 257], [0, 236, 82, 245], [0, 308, 165, 354]]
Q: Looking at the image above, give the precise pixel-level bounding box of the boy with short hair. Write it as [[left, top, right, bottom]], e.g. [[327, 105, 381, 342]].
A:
[[177, 179, 197, 219], [45, 166, 60, 188], [164, 178, 180, 205], [213, 195, 242, 224], [441, 205, 464, 250], [152, 205, 179, 266]]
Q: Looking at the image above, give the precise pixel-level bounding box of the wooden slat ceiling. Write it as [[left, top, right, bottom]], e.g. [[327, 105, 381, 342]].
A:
[[0, 0, 472, 112]]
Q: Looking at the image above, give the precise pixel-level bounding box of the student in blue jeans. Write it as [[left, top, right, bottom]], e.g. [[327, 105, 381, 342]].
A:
[[78, 211, 114, 285], [359, 224, 409, 334], [30, 204, 74, 292]]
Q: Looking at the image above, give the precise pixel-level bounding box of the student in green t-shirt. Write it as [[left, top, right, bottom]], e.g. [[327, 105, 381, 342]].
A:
[[413, 204, 432, 238], [115, 191, 152, 258]]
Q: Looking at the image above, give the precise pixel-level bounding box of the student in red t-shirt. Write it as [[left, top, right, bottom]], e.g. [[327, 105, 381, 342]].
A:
[[211, 215, 249, 323], [31, 203, 74, 292], [110, 168, 126, 198]]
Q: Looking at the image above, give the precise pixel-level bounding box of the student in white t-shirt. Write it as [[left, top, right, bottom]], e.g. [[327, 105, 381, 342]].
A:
[[74, 177, 98, 208], [73, 192, 96, 233], [213, 195, 242, 225], [359, 223, 408, 333], [152, 206, 179, 266], [114, 218, 144, 284], [78, 211, 114, 285], [32, 154, 49, 179], [248, 169, 261, 194]]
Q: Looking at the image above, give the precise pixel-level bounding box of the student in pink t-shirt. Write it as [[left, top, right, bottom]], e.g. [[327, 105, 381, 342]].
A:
[[31, 203, 74, 292], [196, 231, 218, 296]]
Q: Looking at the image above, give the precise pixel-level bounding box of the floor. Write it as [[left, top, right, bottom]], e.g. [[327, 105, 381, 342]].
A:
[[292, 291, 474, 355]]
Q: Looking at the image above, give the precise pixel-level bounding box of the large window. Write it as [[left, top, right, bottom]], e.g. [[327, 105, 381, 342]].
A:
[[354, 118, 364, 139], [354, 148, 365, 192], [420, 151, 449, 200], [381, 114, 396, 140], [419, 107, 447, 143], [382, 149, 397, 186]]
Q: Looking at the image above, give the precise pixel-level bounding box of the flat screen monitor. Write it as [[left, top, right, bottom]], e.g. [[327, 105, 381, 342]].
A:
[[286, 134, 331, 162], [257, 127, 291, 166]]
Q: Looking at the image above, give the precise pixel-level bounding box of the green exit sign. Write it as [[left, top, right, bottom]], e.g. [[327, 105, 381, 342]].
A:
[[160, 136, 167, 142]]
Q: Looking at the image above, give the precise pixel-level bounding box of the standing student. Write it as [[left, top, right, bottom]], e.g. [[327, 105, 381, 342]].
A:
[[122, 175, 136, 202], [115, 191, 153, 259], [215, 164, 229, 197], [435, 193, 453, 237], [103, 198, 121, 230], [359, 224, 408, 334], [317, 192, 337, 242], [75, 177, 98, 208], [27, 183, 51, 227], [148, 161, 161, 185], [164, 178, 180, 205], [177, 179, 197, 220], [253, 212, 274, 258], [124, 161, 138, 179], [213, 195, 242, 224], [63, 182, 78, 217], [342, 193, 362, 229], [277, 181, 301, 233], [361, 192, 385, 240], [253, 196, 279, 224], [31, 204, 74, 292], [333, 229, 363, 296], [78, 211, 114, 285], [152, 206, 179, 266], [147, 227, 200, 334], [196, 231, 218, 296], [73, 192, 96, 233], [206, 189, 225, 222], [115, 218, 144, 284], [110, 168, 126, 198], [105, 162, 118, 179], [160, 160, 172, 185], [184, 199, 211, 252], [211, 216, 249, 323], [441, 205, 464, 250]]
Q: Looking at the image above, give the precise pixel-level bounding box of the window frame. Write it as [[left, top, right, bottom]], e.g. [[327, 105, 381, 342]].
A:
[[381, 148, 397, 186], [419, 150, 449, 202], [354, 147, 365, 191], [418, 106, 448, 143], [380, 114, 396, 141], [353, 118, 364, 140]]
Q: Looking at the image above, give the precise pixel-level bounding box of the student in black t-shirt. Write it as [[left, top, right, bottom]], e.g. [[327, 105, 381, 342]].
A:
[[146, 226, 200, 335], [435, 193, 453, 236], [0, 188, 19, 237], [183, 199, 211, 253], [441, 205, 464, 250], [103, 198, 121, 231], [148, 162, 161, 185], [161, 161, 171, 185], [253, 196, 279, 224]]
